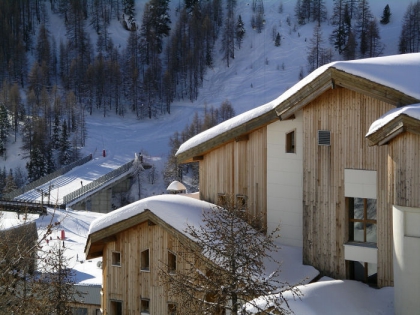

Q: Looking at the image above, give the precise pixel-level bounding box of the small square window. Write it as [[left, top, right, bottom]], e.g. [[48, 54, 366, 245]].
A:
[[141, 249, 150, 271], [168, 251, 176, 274], [286, 130, 295, 153], [112, 252, 121, 266], [110, 301, 122, 315], [141, 299, 150, 314], [168, 303, 176, 315]]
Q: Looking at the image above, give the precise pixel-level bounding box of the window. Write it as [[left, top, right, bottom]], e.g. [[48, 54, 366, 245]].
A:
[[348, 261, 377, 287], [236, 194, 247, 211], [168, 251, 176, 274], [168, 303, 176, 315], [111, 252, 121, 266], [141, 249, 150, 271], [95, 309, 101, 315], [348, 198, 377, 243], [72, 308, 87, 315], [141, 299, 150, 314], [286, 130, 295, 153], [110, 301, 122, 315]]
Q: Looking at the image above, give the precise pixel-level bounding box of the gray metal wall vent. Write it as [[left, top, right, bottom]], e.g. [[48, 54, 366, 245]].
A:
[[318, 130, 331, 146]]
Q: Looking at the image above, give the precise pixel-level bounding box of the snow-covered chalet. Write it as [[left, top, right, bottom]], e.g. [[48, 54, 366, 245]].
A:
[[176, 53, 420, 315]]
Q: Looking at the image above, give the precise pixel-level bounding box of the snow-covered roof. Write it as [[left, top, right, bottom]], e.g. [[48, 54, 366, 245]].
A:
[[176, 53, 420, 157], [87, 194, 213, 236], [166, 180, 187, 192], [366, 103, 420, 136]]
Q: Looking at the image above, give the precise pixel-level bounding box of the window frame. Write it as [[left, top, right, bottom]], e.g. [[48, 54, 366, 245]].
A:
[[110, 300, 122, 315], [167, 302, 177, 315], [141, 249, 150, 272], [285, 129, 296, 153], [348, 197, 377, 244], [168, 250, 177, 274], [141, 298, 150, 314], [111, 251, 121, 267]]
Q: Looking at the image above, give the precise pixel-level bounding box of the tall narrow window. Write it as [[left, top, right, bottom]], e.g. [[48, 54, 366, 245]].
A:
[[141, 249, 150, 271], [168, 303, 176, 315], [111, 252, 121, 266], [141, 299, 150, 314], [110, 301, 122, 315], [286, 130, 295, 153], [348, 198, 377, 243], [168, 251, 176, 274]]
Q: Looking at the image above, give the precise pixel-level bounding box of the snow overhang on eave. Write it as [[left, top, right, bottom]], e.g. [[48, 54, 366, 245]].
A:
[[366, 114, 420, 146], [176, 109, 278, 164]]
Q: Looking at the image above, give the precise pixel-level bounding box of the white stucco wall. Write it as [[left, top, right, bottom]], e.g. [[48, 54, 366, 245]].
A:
[[393, 205, 420, 315], [266, 112, 303, 247]]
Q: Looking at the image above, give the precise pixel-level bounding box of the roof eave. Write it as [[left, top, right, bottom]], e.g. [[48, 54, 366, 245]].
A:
[[366, 114, 420, 146]]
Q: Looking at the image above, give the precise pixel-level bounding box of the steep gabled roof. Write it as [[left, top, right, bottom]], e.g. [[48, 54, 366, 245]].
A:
[[85, 195, 214, 259], [366, 103, 420, 146], [176, 53, 420, 163]]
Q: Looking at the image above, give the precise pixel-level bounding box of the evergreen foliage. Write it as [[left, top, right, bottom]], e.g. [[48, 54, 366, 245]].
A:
[[380, 4, 391, 25], [0, 104, 9, 157]]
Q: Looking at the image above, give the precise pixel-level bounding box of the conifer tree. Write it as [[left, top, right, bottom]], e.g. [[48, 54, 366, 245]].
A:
[[235, 15, 245, 49], [59, 121, 71, 166], [399, 1, 420, 54], [380, 4, 391, 25], [3, 169, 17, 195], [0, 104, 9, 157]]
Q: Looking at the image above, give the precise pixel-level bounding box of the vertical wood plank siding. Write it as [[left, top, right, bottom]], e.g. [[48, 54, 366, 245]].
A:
[[302, 88, 394, 287], [103, 222, 186, 314], [199, 127, 267, 227], [390, 133, 420, 208]]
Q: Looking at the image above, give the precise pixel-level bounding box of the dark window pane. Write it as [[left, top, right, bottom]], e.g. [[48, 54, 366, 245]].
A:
[[352, 222, 365, 242], [367, 198, 377, 220], [366, 223, 377, 243], [353, 197, 364, 219]]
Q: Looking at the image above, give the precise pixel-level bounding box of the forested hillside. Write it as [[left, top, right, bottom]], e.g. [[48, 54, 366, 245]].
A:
[[0, 0, 419, 196]]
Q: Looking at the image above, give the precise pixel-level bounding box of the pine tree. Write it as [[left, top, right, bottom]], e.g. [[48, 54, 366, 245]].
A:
[[355, 0, 373, 58], [380, 4, 391, 25], [399, 1, 420, 54], [366, 18, 383, 57], [59, 121, 71, 166], [275, 32, 281, 46], [3, 169, 17, 195], [0, 104, 9, 157], [235, 15, 245, 49], [330, 0, 351, 54]]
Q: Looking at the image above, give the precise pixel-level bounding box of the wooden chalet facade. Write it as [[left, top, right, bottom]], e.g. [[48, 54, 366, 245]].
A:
[[176, 52, 420, 302], [84, 195, 215, 315]]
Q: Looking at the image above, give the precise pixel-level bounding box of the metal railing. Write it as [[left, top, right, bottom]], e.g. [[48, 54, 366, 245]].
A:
[[62, 159, 134, 205], [4, 154, 93, 200]]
